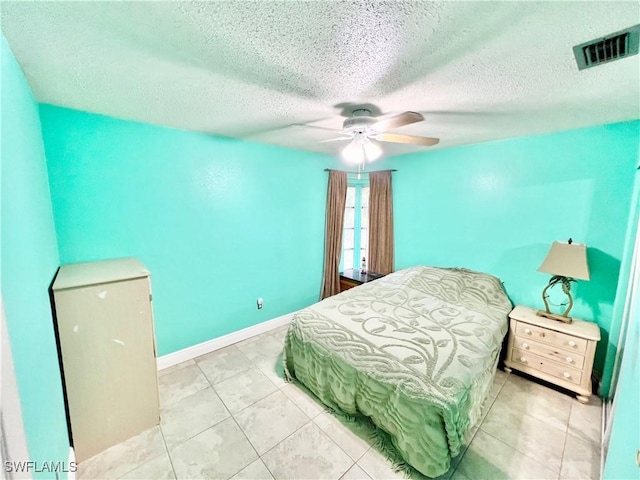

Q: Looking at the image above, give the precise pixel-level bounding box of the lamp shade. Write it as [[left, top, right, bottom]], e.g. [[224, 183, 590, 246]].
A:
[[342, 135, 383, 165], [538, 241, 590, 280], [341, 139, 365, 165], [363, 138, 383, 162]]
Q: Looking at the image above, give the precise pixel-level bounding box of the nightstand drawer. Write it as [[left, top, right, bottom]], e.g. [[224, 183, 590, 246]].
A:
[[339, 278, 360, 292], [513, 335, 586, 369], [338, 270, 386, 294], [512, 348, 583, 385], [515, 321, 588, 354]]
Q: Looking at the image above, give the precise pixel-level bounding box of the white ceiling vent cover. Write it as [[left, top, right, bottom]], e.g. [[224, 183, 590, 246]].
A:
[[573, 24, 640, 70]]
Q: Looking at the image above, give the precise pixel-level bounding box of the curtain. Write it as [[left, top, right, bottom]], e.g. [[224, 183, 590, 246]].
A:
[[368, 170, 394, 274], [320, 170, 347, 299]]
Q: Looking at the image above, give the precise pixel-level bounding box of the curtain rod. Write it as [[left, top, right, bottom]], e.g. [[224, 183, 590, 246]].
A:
[[323, 169, 397, 173]]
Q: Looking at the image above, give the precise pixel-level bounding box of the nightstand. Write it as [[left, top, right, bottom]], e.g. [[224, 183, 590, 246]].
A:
[[339, 269, 385, 292], [504, 305, 601, 403]]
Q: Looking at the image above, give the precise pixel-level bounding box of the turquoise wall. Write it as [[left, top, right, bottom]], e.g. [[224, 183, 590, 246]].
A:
[[603, 162, 639, 478], [39, 105, 333, 355], [603, 286, 639, 479], [384, 121, 640, 380], [0, 38, 69, 474], [601, 166, 640, 396]]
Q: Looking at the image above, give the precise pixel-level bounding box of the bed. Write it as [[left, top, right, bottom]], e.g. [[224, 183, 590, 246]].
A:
[[283, 266, 512, 478]]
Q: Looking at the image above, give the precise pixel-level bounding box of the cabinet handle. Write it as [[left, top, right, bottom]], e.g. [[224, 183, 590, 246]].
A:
[[519, 357, 528, 363], [566, 356, 574, 364], [521, 342, 529, 349], [524, 328, 532, 335], [563, 372, 571, 378], [568, 341, 577, 347]]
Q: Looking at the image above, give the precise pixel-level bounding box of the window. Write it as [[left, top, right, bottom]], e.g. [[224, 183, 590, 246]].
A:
[[341, 181, 369, 271]]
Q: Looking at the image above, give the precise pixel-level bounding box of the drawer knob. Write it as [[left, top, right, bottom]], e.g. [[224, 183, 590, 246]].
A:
[[520, 357, 527, 363], [524, 328, 532, 335], [539, 332, 546, 338], [566, 356, 574, 364], [563, 372, 571, 378], [521, 342, 529, 349], [568, 341, 577, 348]]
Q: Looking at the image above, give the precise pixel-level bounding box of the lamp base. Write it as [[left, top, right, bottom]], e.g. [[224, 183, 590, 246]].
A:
[[536, 310, 573, 324]]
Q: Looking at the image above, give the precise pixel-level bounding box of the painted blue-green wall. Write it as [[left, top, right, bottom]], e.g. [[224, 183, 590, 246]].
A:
[[39, 105, 333, 355], [603, 286, 639, 479], [600, 166, 640, 397], [603, 163, 639, 478], [385, 121, 640, 381], [0, 38, 69, 474]]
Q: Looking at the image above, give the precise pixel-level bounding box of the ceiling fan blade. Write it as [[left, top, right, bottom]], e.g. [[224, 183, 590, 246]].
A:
[[374, 133, 440, 146], [291, 124, 340, 133], [319, 136, 352, 143], [371, 111, 424, 132]]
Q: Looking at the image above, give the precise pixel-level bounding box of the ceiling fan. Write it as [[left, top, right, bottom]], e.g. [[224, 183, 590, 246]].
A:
[[308, 109, 440, 165]]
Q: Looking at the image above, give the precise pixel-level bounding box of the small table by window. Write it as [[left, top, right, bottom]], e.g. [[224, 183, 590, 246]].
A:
[[339, 269, 385, 292]]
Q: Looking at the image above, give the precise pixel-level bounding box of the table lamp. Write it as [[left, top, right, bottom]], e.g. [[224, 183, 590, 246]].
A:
[[537, 239, 590, 324]]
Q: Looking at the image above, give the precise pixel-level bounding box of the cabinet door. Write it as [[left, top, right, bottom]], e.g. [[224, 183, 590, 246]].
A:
[[54, 277, 159, 462]]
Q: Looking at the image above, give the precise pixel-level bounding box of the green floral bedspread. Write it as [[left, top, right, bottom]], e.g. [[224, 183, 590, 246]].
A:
[[283, 266, 512, 478]]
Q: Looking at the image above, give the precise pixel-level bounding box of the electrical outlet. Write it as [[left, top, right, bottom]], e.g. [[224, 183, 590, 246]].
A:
[[257, 297, 263, 309]]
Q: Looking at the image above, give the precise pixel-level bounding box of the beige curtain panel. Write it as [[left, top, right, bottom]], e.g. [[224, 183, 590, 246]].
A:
[[320, 170, 347, 299], [369, 170, 395, 275]]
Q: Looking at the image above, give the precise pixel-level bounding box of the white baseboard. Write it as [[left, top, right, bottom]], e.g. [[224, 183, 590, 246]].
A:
[[157, 312, 294, 371]]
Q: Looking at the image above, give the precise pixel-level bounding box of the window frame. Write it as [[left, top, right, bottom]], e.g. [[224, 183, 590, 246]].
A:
[[340, 178, 369, 272]]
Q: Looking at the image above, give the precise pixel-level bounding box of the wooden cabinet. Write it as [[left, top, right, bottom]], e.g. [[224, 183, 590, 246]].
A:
[[504, 305, 600, 403], [52, 258, 160, 462], [339, 275, 362, 292], [339, 269, 385, 292]]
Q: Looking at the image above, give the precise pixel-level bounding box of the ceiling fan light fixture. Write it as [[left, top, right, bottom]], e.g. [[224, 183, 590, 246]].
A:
[[333, 110, 439, 164], [363, 138, 383, 162], [342, 138, 365, 165]]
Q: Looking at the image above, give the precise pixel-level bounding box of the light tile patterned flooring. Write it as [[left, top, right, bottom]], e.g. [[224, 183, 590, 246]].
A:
[[79, 326, 603, 479]]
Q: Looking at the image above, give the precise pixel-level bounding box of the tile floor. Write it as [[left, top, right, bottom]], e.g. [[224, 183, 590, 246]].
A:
[[78, 325, 603, 480]]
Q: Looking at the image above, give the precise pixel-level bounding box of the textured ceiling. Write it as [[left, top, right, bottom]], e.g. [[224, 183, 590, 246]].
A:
[[2, 1, 639, 158]]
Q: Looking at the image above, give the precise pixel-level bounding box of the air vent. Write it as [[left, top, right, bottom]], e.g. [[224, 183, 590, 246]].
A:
[[573, 24, 640, 70]]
